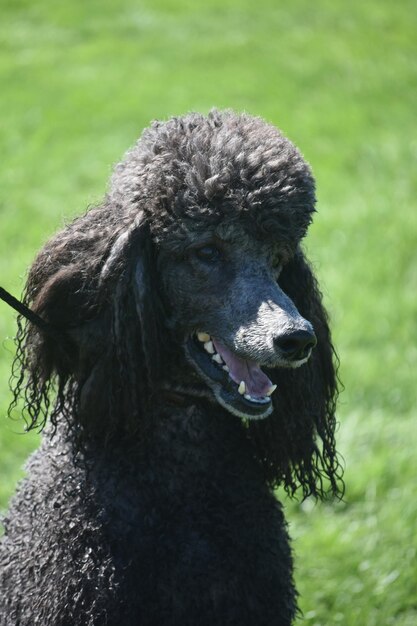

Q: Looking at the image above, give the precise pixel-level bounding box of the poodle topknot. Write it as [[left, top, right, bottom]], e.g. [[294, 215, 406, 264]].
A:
[[0, 109, 342, 625]]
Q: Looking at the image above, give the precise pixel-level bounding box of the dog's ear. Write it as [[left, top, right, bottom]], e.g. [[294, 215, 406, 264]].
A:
[[249, 250, 343, 499], [10, 209, 163, 445], [78, 218, 164, 441]]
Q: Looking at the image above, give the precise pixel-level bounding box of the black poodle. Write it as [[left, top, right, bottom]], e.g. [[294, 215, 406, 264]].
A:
[[0, 110, 342, 625]]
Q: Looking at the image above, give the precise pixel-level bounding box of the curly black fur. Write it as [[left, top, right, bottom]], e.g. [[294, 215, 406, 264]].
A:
[[0, 110, 342, 625]]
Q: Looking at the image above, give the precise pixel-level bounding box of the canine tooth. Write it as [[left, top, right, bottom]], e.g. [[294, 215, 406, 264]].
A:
[[222, 365, 230, 372], [238, 381, 246, 395], [266, 384, 277, 396], [212, 353, 223, 364], [197, 332, 210, 343], [244, 394, 251, 400], [204, 341, 215, 354]]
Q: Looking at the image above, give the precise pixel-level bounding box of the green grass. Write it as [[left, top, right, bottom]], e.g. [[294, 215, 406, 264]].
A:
[[1, 0, 416, 623]]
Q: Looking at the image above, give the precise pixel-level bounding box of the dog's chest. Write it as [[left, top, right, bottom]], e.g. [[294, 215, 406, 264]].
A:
[[89, 415, 295, 624]]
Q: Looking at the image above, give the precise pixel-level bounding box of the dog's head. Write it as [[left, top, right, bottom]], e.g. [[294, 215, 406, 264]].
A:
[[12, 110, 342, 497], [159, 224, 317, 419]]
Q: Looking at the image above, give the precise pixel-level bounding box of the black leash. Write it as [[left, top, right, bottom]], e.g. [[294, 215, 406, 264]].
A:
[[0, 286, 61, 338]]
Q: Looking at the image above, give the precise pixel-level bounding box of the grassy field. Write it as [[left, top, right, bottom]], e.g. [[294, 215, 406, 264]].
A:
[[1, 0, 416, 623]]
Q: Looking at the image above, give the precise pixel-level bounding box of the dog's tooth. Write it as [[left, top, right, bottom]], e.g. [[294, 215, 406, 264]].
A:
[[204, 341, 215, 354], [266, 384, 277, 396], [197, 332, 210, 343], [212, 353, 223, 364], [222, 365, 230, 372], [244, 393, 251, 400], [238, 381, 246, 395]]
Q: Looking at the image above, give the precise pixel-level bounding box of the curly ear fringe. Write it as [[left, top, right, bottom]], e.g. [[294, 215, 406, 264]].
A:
[[7, 306, 55, 428], [249, 365, 344, 500], [0, 284, 68, 433]]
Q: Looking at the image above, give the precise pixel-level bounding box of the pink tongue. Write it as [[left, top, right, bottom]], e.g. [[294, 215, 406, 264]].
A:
[[212, 338, 272, 398]]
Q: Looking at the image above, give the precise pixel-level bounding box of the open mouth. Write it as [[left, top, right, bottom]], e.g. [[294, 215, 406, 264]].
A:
[[185, 332, 277, 420]]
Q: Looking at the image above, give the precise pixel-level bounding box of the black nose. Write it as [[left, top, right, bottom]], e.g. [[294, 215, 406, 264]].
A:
[[274, 329, 317, 362]]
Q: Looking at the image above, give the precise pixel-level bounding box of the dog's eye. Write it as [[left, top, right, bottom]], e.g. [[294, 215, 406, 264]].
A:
[[194, 244, 221, 263]]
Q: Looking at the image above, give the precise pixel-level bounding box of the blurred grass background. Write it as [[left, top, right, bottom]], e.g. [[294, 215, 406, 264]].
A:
[[0, 0, 416, 623]]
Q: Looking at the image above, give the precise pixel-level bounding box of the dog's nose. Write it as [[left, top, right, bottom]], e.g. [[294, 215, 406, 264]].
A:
[[274, 329, 317, 362]]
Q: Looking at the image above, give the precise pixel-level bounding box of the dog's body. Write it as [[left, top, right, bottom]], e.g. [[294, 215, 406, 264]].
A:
[[3, 412, 294, 625], [0, 110, 341, 625]]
